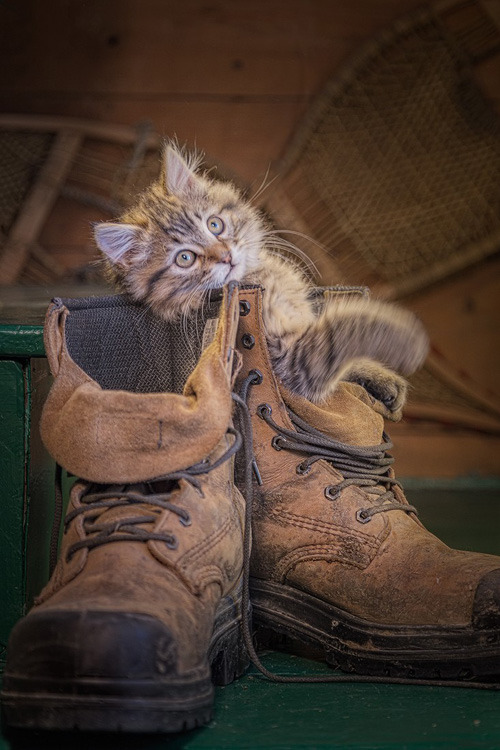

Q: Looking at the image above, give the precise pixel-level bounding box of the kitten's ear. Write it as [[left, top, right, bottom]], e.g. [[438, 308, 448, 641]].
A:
[[163, 144, 202, 197], [94, 222, 143, 266]]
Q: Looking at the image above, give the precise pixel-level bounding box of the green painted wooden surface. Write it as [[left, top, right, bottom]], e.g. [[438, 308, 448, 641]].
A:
[[0, 361, 27, 671], [408, 488, 500, 556], [24, 359, 56, 607], [0, 357, 55, 664], [1, 652, 499, 750], [0, 327, 44, 359]]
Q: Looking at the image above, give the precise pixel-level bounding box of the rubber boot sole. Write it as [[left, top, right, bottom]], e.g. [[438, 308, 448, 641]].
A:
[[251, 579, 500, 683], [1, 590, 249, 734]]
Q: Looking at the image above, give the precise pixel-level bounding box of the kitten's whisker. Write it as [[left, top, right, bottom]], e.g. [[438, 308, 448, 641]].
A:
[[265, 226, 373, 282], [262, 235, 319, 279], [249, 164, 271, 202], [278, 228, 362, 263], [131, 299, 155, 329], [265, 228, 334, 257], [180, 286, 202, 347], [196, 288, 209, 347], [264, 248, 313, 278], [181, 306, 197, 357], [250, 168, 280, 204], [191, 287, 210, 350]]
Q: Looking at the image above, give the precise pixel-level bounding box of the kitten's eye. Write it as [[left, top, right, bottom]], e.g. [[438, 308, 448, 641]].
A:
[[174, 250, 197, 268], [207, 215, 225, 236]]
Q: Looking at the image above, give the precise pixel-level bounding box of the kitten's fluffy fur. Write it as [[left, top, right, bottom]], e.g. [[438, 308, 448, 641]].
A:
[[95, 143, 428, 417]]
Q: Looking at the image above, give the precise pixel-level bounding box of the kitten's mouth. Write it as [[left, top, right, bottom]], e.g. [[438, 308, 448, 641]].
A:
[[203, 262, 240, 290], [223, 262, 241, 282]]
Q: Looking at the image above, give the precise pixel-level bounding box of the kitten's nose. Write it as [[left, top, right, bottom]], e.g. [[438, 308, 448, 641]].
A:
[[208, 243, 232, 264]]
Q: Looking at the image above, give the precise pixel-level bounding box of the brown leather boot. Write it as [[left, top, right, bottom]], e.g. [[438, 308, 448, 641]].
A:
[[236, 286, 500, 684], [1, 284, 248, 733]]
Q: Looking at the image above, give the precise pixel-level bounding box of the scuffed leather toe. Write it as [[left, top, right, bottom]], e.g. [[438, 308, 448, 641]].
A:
[[472, 568, 500, 629], [5, 609, 180, 683]]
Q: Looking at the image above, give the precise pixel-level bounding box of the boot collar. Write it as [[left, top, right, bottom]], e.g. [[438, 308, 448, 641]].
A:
[[40, 284, 240, 483]]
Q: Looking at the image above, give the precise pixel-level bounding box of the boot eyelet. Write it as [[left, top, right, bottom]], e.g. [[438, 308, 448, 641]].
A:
[[296, 461, 311, 476], [356, 509, 371, 524], [249, 369, 263, 385], [271, 436, 284, 451], [180, 513, 192, 527], [239, 300, 251, 316], [241, 333, 255, 349], [166, 537, 179, 549], [257, 403, 272, 419], [324, 485, 340, 500]]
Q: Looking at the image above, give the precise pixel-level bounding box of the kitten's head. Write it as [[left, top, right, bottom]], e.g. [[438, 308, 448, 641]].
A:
[[94, 142, 265, 320]]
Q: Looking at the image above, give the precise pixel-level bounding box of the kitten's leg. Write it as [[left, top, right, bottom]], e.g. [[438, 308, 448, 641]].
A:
[[269, 296, 428, 404], [342, 358, 408, 421]]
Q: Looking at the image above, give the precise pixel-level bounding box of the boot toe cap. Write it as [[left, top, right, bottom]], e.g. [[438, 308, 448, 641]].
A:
[[472, 568, 500, 630], [4, 609, 179, 684]]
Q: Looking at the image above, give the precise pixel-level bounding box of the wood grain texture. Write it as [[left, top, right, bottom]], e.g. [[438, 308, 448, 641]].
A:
[[0, 0, 424, 95], [391, 423, 500, 476], [409, 255, 500, 401]]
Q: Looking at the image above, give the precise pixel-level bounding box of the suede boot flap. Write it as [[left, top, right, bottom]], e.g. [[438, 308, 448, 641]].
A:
[[40, 287, 238, 483]]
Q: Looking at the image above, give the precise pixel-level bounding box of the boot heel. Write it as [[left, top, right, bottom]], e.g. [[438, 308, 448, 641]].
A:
[[210, 621, 249, 686]]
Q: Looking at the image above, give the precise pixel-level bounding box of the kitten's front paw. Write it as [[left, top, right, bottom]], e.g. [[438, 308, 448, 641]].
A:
[[363, 373, 408, 421], [348, 363, 408, 421]]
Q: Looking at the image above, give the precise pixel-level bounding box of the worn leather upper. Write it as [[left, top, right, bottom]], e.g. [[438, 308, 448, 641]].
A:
[[236, 286, 500, 628]]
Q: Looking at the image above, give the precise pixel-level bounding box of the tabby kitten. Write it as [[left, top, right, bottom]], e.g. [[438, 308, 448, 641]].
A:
[[94, 143, 428, 416]]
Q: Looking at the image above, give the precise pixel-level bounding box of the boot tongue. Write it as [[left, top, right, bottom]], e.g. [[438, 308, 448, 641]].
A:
[[280, 382, 386, 446]]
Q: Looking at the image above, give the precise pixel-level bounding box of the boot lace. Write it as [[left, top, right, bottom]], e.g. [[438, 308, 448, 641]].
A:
[[256, 402, 417, 523], [239, 370, 417, 524], [53, 427, 241, 564]]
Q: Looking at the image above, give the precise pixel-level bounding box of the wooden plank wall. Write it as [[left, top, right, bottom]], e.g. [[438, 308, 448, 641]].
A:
[[1, 0, 437, 179], [1, 0, 500, 478]]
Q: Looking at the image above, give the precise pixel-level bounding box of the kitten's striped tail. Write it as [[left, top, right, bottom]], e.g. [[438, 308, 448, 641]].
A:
[[270, 297, 429, 402]]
